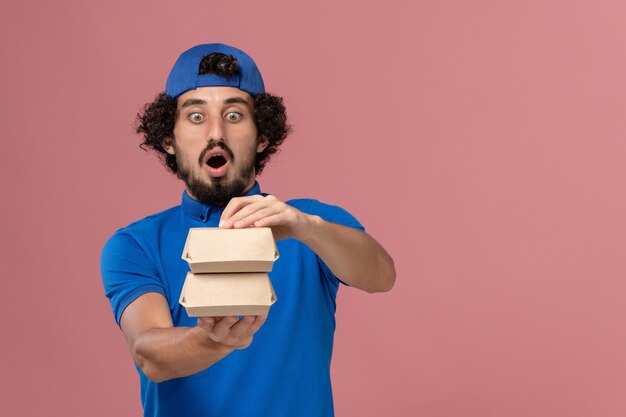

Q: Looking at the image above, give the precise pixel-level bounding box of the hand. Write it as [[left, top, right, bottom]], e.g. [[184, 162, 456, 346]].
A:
[[219, 195, 317, 241], [197, 315, 266, 350]]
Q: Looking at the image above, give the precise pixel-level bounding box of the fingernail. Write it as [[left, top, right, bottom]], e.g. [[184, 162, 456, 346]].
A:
[[219, 220, 224, 227]]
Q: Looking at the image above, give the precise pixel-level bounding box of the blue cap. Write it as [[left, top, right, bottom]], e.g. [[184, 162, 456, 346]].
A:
[[165, 43, 265, 98]]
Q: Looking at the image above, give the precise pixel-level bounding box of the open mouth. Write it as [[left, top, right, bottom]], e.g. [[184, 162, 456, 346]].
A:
[[203, 147, 231, 178], [201, 145, 233, 178], [206, 154, 227, 169]]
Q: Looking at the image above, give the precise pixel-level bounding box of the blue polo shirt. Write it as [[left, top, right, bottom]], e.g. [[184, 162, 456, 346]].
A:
[[101, 182, 364, 417]]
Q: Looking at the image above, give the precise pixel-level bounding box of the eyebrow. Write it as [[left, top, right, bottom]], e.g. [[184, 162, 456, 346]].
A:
[[224, 97, 250, 105], [180, 98, 207, 109], [179, 96, 250, 109]]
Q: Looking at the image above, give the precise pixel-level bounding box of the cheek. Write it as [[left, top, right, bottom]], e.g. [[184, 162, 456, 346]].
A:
[[232, 126, 260, 149], [174, 120, 209, 140], [172, 130, 207, 154]]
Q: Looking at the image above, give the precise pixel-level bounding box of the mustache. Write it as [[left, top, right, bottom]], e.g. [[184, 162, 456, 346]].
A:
[[198, 141, 235, 166]]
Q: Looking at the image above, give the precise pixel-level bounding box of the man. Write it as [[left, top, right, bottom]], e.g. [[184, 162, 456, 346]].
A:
[[101, 43, 395, 417]]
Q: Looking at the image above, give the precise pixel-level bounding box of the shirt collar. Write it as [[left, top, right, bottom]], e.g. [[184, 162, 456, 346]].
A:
[[181, 181, 262, 223]]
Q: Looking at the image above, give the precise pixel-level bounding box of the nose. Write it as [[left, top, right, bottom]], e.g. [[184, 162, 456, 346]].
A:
[[207, 116, 225, 142]]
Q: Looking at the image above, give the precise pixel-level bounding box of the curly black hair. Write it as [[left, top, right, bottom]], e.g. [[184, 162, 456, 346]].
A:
[[136, 53, 291, 175]]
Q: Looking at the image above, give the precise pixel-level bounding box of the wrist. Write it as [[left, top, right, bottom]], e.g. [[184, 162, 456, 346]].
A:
[[299, 214, 323, 246]]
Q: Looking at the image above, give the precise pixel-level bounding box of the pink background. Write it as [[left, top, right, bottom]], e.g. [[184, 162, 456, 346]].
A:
[[2, 1, 626, 416]]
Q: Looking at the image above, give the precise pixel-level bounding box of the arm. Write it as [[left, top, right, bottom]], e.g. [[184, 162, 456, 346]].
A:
[[120, 292, 266, 382], [220, 195, 396, 293], [299, 216, 395, 292]]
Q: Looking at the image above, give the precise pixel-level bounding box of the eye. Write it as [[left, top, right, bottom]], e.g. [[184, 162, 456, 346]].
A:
[[225, 112, 242, 122], [189, 112, 204, 122]]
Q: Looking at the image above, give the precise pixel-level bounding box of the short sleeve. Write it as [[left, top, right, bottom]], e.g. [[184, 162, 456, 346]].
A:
[[305, 200, 365, 233], [296, 199, 366, 286], [100, 231, 166, 326]]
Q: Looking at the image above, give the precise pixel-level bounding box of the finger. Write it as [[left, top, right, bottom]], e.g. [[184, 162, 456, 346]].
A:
[[232, 206, 281, 229], [220, 198, 251, 227], [211, 316, 239, 339], [226, 201, 269, 226], [228, 315, 255, 338], [198, 316, 215, 327], [236, 315, 267, 341], [220, 196, 264, 225], [227, 195, 279, 225], [253, 212, 287, 228], [245, 315, 267, 335], [196, 316, 215, 332], [231, 315, 266, 344]]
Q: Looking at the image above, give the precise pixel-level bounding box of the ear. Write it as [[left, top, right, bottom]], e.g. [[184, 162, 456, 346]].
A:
[[162, 137, 175, 155], [257, 135, 269, 153]]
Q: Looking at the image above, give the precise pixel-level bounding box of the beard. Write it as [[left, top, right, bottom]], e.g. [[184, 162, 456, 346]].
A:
[[176, 141, 256, 206]]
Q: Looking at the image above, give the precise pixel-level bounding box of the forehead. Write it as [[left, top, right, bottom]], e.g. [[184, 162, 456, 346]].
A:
[[177, 86, 253, 108]]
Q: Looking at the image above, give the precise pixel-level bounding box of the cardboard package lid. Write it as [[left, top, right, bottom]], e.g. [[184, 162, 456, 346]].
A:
[[182, 227, 280, 273], [179, 272, 277, 317]]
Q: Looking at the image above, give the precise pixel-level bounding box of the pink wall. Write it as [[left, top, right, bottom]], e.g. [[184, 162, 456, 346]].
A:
[[2, 1, 626, 416]]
